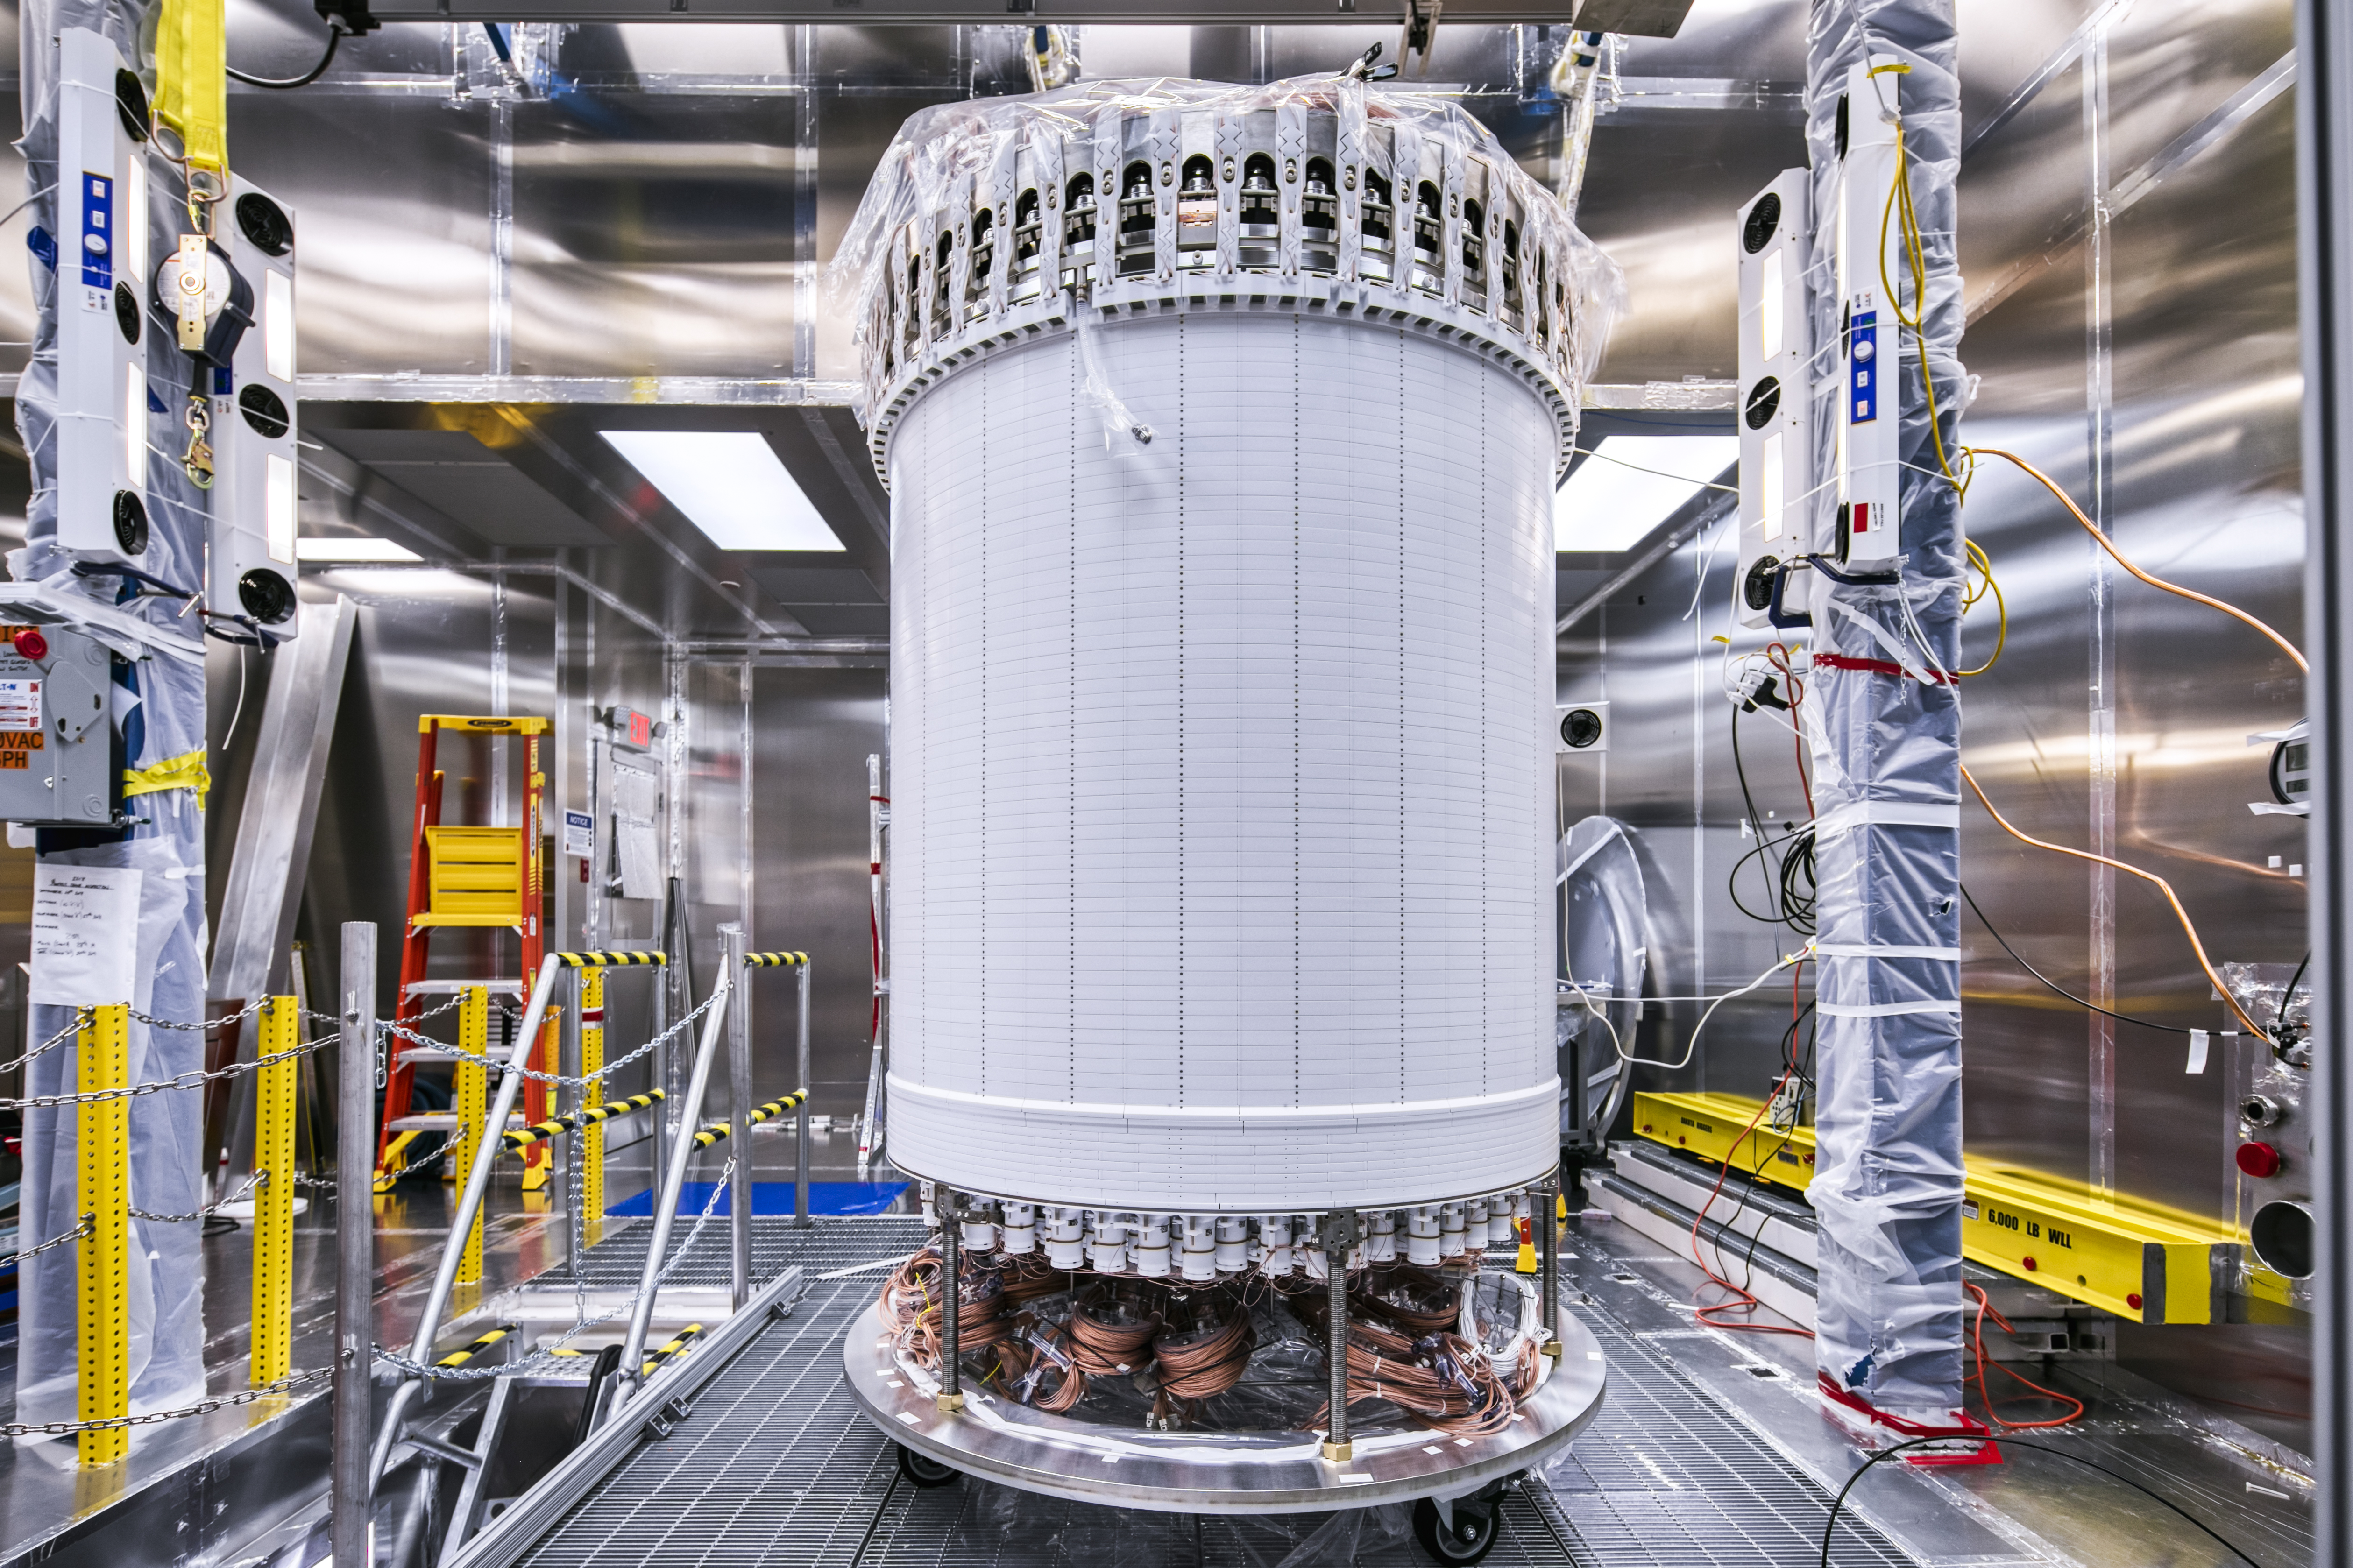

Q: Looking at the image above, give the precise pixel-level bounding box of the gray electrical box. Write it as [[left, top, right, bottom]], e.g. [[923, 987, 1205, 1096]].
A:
[[0, 628, 115, 826]]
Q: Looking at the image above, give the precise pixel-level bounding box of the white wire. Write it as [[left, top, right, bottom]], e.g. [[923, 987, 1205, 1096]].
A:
[[1561, 978, 1624, 1060], [1606, 949, 1810, 1071]]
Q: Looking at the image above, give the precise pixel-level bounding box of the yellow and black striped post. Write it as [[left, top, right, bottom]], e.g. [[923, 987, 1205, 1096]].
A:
[[501, 1091, 664, 1153], [690, 1091, 808, 1150], [742, 952, 808, 968], [521, 1007, 560, 1195], [640, 1322, 704, 1377], [580, 966, 605, 1247], [250, 996, 300, 1388], [77, 1003, 129, 1468], [453, 985, 489, 1290], [436, 1322, 517, 1370], [553, 950, 666, 968]]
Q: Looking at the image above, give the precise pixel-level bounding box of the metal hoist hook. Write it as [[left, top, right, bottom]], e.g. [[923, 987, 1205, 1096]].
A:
[[183, 387, 213, 489]]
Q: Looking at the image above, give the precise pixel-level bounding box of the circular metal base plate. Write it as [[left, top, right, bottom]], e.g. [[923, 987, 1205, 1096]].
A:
[[842, 1296, 1607, 1515]]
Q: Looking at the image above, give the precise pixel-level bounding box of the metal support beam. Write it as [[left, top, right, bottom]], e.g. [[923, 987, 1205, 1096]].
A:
[[795, 961, 812, 1228], [1319, 1209, 1357, 1462], [2300, 0, 2353, 1550], [936, 1188, 963, 1414], [213, 596, 358, 1174], [333, 923, 377, 1567], [724, 924, 751, 1312]]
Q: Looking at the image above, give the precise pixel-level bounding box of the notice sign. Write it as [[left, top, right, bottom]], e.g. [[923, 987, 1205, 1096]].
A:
[[30, 864, 141, 1007], [563, 809, 593, 859], [0, 679, 42, 729]]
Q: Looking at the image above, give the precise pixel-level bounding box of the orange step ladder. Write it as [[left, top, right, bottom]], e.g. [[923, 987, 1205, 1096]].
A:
[[373, 714, 557, 1191]]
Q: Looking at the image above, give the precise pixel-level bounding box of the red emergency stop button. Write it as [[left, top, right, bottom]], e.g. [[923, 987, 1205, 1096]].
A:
[[13, 629, 47, 661], [2237, 1140, 2284, 1179]]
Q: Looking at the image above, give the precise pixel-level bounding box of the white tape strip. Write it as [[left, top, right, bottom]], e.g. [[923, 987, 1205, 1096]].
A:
[[2185, 1029, 2210, 1075], [1817, 999, 1963, 1018], [1815, 946, 1962, 961], [1814, 800, 1961, 838]]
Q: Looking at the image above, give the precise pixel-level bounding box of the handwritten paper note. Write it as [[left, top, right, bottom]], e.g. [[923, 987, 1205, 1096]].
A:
[[30, 864, 142, 1006]]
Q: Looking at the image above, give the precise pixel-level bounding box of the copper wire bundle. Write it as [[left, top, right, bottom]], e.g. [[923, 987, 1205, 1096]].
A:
[[997, 1253, 1077, 1305], [1293, 1289, 1522, 1438], [1358, 1266, 1463, 1337], [1151, 1297, 1255, 1402], [1067, 1284, 1163, 1377], [879, 1247, 1012, 1368], [994, 1314, 1088, 1413]]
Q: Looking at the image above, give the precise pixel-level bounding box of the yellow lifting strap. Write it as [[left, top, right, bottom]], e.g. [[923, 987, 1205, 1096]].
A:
[[154, 0, 228, 179], [123, 746, 212, 806]]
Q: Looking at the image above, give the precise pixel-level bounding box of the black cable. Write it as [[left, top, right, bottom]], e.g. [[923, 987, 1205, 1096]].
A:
[[1820, 1436, 2260, 1568], [228, 22, 342, 89], [2279, 949, 2310, 1030], [1729, 703, 1817, 934], [1958, 884, 2197, 1036]]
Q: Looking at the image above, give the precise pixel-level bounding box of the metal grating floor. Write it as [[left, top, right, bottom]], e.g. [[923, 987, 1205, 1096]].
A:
[[532, 1215, 930, 1290], [511, 1222, 1916, 1568]]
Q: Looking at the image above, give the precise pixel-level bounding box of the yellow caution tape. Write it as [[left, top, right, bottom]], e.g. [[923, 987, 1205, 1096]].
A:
[[123, 746, 211, 806]]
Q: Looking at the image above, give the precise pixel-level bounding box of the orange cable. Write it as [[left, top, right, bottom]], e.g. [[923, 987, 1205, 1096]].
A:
[[1970, 445, 2306, 675], [1959, 761, 2267, 1036], [1687, 1067, 1814, 1339], [1964, 1282, 2084, 1429]]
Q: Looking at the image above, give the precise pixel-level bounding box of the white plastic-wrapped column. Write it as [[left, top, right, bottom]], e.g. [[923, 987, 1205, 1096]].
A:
[[886, 309, 1558, 1213]]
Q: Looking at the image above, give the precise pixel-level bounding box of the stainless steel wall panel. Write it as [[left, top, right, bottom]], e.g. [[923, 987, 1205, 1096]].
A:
[[744, 666, 886, 1130], [509, 96, 805, 377], [227, 94, 497, 374]]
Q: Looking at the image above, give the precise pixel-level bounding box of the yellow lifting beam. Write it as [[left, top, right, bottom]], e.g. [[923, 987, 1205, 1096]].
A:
[[77, 1003, 130, 1468], [1629, 1090, 2238, 1325], [452, 986, 489, 1290], [250, 997, 299, 1388]]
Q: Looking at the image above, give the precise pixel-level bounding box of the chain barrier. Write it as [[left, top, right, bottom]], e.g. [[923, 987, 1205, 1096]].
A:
[[1, 1215, 90, 1268], [0, 1016, 82, 1078], [130, 1171, 267, 1225], [0, 1368, 334, 1439], [129, 996, 275, 1034], [0, 1034, 330, 1112], [376, 986, 721, 1091]]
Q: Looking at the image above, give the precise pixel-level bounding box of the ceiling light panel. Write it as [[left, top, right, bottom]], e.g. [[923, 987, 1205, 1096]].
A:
[[600, 430, 845, 552], [1554, 434, 1739, 552]]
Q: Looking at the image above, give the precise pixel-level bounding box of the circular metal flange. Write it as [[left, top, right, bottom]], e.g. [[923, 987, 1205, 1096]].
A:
[[841, 1297, 1607, 1515]]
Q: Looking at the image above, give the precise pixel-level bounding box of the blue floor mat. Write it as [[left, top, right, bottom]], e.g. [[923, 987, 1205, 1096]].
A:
[[607, 1180, 909, 1217]]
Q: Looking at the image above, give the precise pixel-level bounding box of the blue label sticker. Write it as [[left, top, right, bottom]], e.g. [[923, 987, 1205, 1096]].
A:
[[1849, 310, 1878, 424], [79, 173, 112, 293]]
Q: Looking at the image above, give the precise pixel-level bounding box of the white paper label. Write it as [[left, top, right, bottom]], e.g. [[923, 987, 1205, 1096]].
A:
[[0, 679, 43, 729], [563, 809, 592, 858], [30, 864, 142, 1007], [2186, 1029, 2210, 1075]]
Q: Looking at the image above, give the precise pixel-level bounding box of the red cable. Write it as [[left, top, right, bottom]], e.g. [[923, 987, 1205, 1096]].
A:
[[1964, 1282, 2084, 1428], [1687, 1066, 1814, 1339]]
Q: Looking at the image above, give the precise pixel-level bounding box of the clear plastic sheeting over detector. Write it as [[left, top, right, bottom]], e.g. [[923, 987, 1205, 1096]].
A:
[[826, 73, 1624, 470]]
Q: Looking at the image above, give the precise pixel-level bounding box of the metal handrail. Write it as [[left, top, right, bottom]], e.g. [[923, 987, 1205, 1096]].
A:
[[610, 960, 736, 1420], [366, 951, 566, 1492]]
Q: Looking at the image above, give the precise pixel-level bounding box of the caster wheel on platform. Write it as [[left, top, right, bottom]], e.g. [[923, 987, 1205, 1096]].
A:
[[896, 1442, 961, 1489], [1413, 1496, 1499, 1565]]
